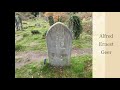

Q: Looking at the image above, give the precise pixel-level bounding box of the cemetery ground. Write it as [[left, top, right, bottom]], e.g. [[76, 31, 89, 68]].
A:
[[15, 18, 92, 78]]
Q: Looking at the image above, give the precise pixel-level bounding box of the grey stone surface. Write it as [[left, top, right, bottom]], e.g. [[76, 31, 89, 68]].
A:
[[15, 15, 22, 31], [46, 22, 72, 66]]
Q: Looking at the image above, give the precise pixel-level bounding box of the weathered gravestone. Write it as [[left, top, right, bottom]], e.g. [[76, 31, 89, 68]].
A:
[[15, 14, 22, 31], [46, 22, 72, 66]]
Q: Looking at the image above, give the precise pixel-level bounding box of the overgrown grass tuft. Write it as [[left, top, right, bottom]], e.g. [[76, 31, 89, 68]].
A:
[[15, 44, 26, 51]]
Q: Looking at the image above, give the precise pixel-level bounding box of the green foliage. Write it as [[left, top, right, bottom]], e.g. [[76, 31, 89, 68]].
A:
[[15, 55, 92, 78], [42, 30, 47, 39], [57, 16, 62, 22], [15, 44, 25, 51], [48, 16, 54, 26], [23, 33, 29, 37], [31, 30, 40, 35], [15, 18, 49, 52], [68, 15, 82, 39], [72, 32, 92, 48]]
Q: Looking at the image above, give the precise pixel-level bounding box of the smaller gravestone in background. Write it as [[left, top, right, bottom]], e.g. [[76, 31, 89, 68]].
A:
[[15, 14, 23, 31], [46, 22, 72, 66]]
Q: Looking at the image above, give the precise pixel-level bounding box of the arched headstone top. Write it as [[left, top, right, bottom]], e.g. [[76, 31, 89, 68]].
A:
[[46, 22, 72, 38]]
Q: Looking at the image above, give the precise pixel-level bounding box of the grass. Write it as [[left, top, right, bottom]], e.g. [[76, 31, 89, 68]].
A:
[[15, 18, 48, 52], [15, 18, 92, 53], [15, 18, 92, 78], [72, 32, 92, 48], [15, 55, 92, 78]]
